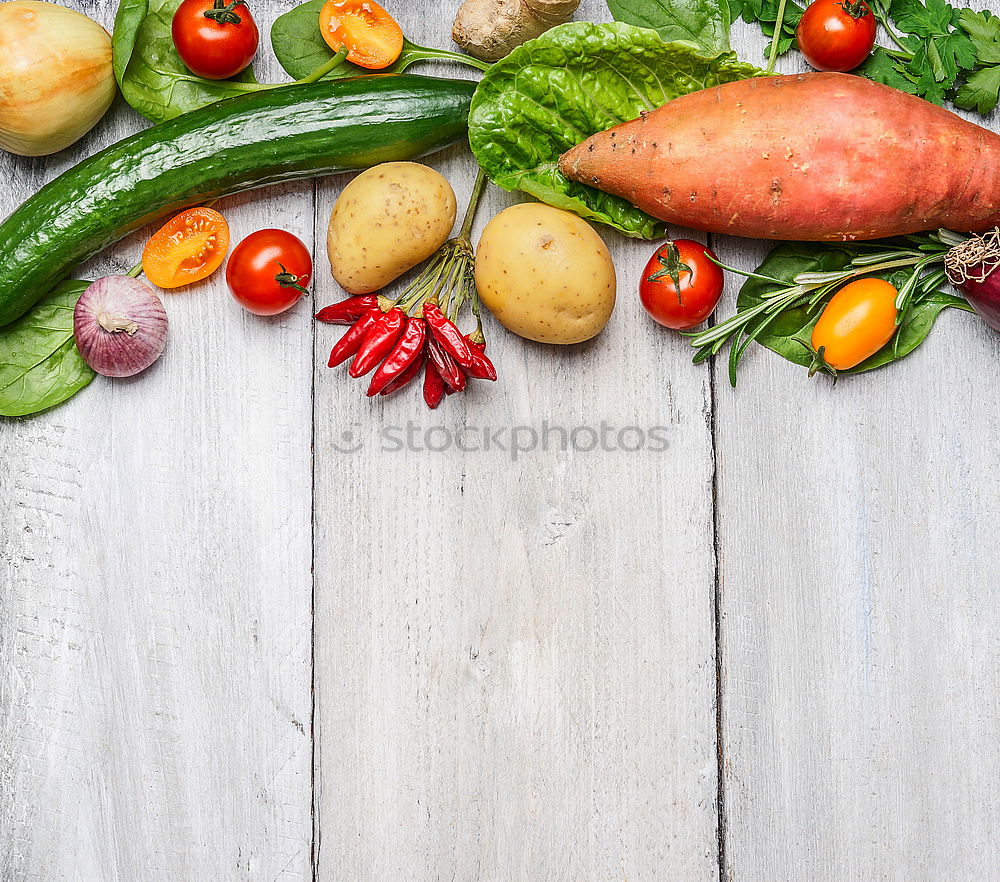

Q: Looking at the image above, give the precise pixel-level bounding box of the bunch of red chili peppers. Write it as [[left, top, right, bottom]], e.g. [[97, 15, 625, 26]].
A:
[[315, 237, 497, 409]]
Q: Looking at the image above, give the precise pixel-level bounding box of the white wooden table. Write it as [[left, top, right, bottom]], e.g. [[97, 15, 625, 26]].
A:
[[3, 1, 999, 879]]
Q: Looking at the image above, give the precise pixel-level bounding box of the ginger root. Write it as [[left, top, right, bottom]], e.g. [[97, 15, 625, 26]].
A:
[[452, 0, 581, 62]]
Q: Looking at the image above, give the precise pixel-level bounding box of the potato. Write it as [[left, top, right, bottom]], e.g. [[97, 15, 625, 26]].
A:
[[328, 162, 456, 294], [475, 203, 616, 344]]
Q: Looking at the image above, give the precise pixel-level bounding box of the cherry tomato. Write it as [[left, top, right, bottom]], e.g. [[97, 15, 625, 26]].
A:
[[226, 229, 312, 316], [639, 239, 725, 330], [172, 0, 259, 81], [142, 207, 230, 289], [811, 278, 898, 371], [319, 0, 403, 70], [796, 0, 876, 72]]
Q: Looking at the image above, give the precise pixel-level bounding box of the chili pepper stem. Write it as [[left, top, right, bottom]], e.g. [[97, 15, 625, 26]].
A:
[[126, 262, 144, 279], [458, 168, 489, 244]]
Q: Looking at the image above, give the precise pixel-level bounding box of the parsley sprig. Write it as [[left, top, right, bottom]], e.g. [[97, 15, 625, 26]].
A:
[[734, 0, 1000, 113]]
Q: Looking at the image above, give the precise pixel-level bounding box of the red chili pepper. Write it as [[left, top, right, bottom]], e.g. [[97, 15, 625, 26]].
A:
[[327, 307, 380, 367], [422, 300, 475, 368], [427, 336, 466, 392], [367, 317, 427, 396], [464, 334, 497, 381], [315, 295, 379, 325], [423, 360, 445, 409], [380, 351, 426, 396], [350, 307, 405, 378]]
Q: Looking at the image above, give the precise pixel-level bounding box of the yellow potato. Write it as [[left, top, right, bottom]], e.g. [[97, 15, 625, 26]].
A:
[[475, 203, 616, 344], [328, 162, 456, 294]]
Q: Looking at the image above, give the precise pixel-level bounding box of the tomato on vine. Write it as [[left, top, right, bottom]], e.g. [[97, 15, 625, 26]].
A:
[[639, 239, 725, 330], [796, 0, 876, 72], [172, 0, 259, 81], [227, 230, 312, 316]]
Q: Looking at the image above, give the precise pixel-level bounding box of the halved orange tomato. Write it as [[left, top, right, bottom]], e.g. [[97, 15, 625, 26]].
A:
[[318, 0, 404, 70], [142, 207, 230, 289]]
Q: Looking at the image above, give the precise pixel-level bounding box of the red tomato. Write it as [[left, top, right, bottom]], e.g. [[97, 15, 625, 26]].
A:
[[171, 0, 259, 81], [226, 230, 312, 316], [639, 239, 724, 330], [796, 0, 876, 72]]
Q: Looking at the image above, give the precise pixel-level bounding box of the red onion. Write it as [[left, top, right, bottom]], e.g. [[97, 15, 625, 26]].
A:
[[945, 229, 1000, 332], [74, 276, 168, 377]]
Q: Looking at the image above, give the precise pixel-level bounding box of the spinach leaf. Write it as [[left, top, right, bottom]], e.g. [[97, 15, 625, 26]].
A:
[[113, 0, 265, 123], [0, 281, 95, 418], [737, 243, 973, 374], [468, 22, 763, 239], [606, 0, 732, 52], [270, 0, 488, 81]]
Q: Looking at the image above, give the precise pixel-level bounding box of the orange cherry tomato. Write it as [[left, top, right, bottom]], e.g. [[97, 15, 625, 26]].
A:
[[318, 0, 403, 70], [811, 278, 898, 370], [142, 207, 230, 289]]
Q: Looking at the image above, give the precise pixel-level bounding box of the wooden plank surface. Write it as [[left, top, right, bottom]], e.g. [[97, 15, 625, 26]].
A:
[[4, 0, 1000, 879], [0, 3, 313, 879], [719, 9, 1000, 880], [311, 2, 720, 879]]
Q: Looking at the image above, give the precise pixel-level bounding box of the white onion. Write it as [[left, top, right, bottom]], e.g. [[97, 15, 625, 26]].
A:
[[0, 1, 117, 156], [74, 276, 168, 378]]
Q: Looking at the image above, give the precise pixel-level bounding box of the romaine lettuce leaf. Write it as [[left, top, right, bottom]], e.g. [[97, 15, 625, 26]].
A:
[[468, 22, 763, 239]]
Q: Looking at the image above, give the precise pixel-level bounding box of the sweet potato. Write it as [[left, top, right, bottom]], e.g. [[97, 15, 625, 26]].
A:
[[558, 73, 1000, 242]]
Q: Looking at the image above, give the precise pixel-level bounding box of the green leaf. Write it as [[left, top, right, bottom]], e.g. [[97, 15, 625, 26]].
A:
[[606, 0, 732, 52], [112, 0, 265, 123], [955, 64, 1000, 114], [735, 244, 967, 375], [0, 281, 95, 418], [856, 47, 921, 93], [957, 8, 1000, 64], [891, 0, 954, 37], [468, 22, 764, 239], [734, 0, 803, 58], [270, 0, 488, 81], [935, 30, 978, 76]]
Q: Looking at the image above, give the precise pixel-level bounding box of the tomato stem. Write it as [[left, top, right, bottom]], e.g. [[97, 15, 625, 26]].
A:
[[203, 0, 246, 25], [647, 241, 693, 304], [275, 263, 310, 295]]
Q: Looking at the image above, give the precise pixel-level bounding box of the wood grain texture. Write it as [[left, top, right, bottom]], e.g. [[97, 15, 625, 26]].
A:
[[719, 9, 1000, 880], [311, 2, 720, 880], [0, 3, 313, 880]]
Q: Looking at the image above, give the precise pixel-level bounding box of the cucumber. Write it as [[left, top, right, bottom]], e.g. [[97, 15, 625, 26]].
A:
[[0, 74, 476, 327]]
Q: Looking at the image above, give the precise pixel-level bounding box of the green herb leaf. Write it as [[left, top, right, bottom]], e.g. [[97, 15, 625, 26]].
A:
[[731, 0, 804, 59], [0, 281, 95, 417], [958, 8, 1000, 62], [468, 22, 763, 239], [113, 0, 264, 123], [735, 244, 968, 375], [891, 0, 955, 38], [954, 64, 1000, 113], [270, 0, 488, 81], [856, 47, 921, 93], [606, 0, 732, 52]]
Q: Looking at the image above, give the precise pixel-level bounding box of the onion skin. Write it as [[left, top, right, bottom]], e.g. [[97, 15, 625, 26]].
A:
[[956, 275, 1000, 333], [0, 1, 117, 157], [74, 276, 168, 378]]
